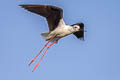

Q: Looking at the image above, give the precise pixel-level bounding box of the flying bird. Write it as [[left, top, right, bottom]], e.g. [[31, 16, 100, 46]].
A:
[[20, 4, 85, 72]]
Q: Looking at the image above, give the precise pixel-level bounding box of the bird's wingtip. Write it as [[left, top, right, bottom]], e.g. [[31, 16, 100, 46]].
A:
[[19, 4, 27, 8], [19, 4, 24, 8]]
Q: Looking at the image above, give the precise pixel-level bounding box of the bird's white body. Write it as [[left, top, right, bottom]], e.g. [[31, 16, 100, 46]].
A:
[[50, 19, 73, 37], [41, 19, 78, 41]]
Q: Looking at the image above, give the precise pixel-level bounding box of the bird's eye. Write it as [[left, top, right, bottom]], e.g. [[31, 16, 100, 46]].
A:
[[74, 27, 77, 28]]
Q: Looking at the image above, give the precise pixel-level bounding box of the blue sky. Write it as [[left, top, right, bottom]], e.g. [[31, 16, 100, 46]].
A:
[[0, 0, 120, 80]]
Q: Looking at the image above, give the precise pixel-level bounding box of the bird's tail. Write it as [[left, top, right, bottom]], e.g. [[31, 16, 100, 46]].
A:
[[41, 32, 50, 40]]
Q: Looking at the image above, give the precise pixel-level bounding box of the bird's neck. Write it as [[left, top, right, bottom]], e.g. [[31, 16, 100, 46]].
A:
[[67, 25, 76, 33]]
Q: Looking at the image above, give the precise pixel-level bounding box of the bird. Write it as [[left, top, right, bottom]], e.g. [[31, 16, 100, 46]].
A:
[[19, 4, 85, 72]]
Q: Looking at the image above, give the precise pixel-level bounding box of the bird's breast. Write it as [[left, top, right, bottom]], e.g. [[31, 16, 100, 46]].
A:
[[54, 26, 72, 37]]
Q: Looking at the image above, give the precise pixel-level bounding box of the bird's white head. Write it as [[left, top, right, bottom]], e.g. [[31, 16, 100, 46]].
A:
[[73, 25, 80, 32], [71, 22, 84, 33]]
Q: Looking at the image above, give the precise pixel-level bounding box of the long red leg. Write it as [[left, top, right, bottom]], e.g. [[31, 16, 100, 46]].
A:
[[32, 40, 58, 72], [29, 34, 56, 66]]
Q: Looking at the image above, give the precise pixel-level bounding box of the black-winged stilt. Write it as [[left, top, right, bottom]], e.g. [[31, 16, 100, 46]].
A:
[[20, 4, 85, 71]]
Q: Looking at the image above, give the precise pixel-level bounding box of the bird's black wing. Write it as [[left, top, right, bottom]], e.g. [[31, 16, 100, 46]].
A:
[[19, 4, 63, 31], [72, 23, 84, 40]]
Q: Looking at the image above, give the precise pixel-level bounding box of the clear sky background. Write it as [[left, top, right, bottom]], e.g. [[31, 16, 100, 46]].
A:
[[0, 0, 120, 80]]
